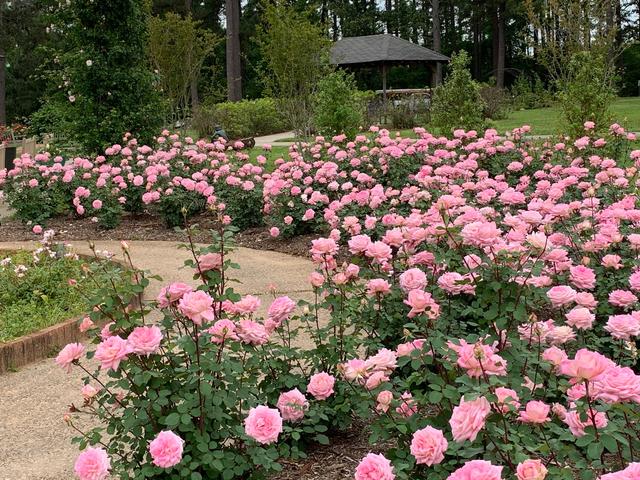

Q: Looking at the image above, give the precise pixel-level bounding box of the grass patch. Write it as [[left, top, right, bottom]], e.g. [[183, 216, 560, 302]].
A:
[[493, 97, 640, 135], [0, 248, 123, 342]]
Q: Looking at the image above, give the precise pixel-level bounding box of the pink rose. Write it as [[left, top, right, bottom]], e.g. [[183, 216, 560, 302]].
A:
[[542, 346, 568, 368], [404, 289, 440, 319], [569, 265, 596, 290], [244, 405, 282, 444], [366, 278, 391, 295], [348, 234, 372, 254], [32, 225, 43, 234], [269, 226, 280, 237], [149, 430, 184, 468], [565, 307, 595, 330], [547, 285, 577, 307], [518, 400, 551, 424], [601, 464, 640, 480], [355, 453, 395, 480], [157, 282, 193, 308], [563, 409, 608, 437], [94, 336, 131, 371], [396, 339, 426, 357], [605, 314, 640, 339], [206, 319, 238, 343], [449, 396, 491, 442], [560, 348, 611, 380], [79, 316, 94, 332], [307, 372, 335, 400], [92, 199, 102, 210], [197, 252, 223, 272], [237, 319, 269, 345], [365, 348, 397, 373], [410, 426, 448, 466], [178, 290, 215, 325], [365, 371, 390, 390], [494, 387, 520, 413], [447, 460, 502, 480], [276, 388, 309, 421], [127, 325, 162, 356], [399, 268, 427, 292], [593, 366, 640, 403], [395, 391, 418, 417], [516, 459, 548, 480], [233, 295, 261, 314], [376, 390, 393, 413], [74, 447, 110, 480], [609, 290, 638, 308], [268, 296, 296, 325], [55, 343, 85, 373]]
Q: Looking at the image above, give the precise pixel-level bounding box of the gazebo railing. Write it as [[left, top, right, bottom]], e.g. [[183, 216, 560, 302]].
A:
[[366, 88, 432, 128]]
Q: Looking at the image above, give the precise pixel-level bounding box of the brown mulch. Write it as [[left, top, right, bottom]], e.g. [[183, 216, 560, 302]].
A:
[[0, 213, 317, 258], [271, 425, 384, 480]]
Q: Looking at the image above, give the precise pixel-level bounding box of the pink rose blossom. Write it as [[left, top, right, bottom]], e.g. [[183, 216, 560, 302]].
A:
[[244, 405, 283, 444], [94, 336, 131, 371], [560, 348, 611, 380], [149, 430, 184, 468], [410, 426, 448, 466], [307, 372, 335, 400], [74, 447, 110, 480], [516, 459, 548, 480], [355, 453, 395, 480], [197, 252, 223, 272], [127, 325, 162, 356], [178, 290, 215, 325], [206, 319, 238, 343], [276, 388, 309, 421], [447, 460, 502, 480], [157, 282, 193, 308], [55, 343, 85, 373], [518, 400, 551, 424], [547, 285, 577, 307], [399, 268, 427, 292], [449, 396, 491, 442]]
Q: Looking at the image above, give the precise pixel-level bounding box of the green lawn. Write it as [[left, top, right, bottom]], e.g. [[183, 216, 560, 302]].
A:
[[492, 97, 640, 135]]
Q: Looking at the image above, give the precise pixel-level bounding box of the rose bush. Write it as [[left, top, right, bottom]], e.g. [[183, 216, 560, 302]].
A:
[[290, 122, 640, 479], [49, 120, 640, 479], [58, 224, 338, 479]]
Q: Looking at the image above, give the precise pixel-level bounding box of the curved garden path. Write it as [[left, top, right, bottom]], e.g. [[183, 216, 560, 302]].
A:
[[0, 240, 315, 479]]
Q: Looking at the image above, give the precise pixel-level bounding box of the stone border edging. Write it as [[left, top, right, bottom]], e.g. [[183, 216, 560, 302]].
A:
[[0, 249, 141, 374]]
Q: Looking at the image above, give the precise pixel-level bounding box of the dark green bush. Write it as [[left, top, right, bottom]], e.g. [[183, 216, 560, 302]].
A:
[[510, 74, 554, 110], [192, 98, 288, 139], [156, 190, 208, 228], [558, 51, 616, 136], [479, 85, 511, 120], [430, 51, 486, 133], [313, 71, 363, 137]]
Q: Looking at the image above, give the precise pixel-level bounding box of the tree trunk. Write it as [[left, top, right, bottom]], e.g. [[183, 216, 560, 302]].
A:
[[185, 0, 199, 109], [0, 6, 5, 126], [491, 4, 498, 80], [496, 1, 505, 88], [225, 0, 242, 101], [472, 0, 481, 79], [386, 0, 392, 34], [431, 0, 442, 85]]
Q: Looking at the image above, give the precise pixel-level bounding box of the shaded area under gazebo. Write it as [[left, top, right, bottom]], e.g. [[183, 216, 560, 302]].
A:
[[330, 34, 449, 101]]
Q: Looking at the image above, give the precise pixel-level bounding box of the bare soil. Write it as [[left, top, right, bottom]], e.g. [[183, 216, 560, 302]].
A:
[[0, 214, 317, 259]]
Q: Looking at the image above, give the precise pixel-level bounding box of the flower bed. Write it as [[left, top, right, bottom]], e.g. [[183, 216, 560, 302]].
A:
[[51, 122, 640, 480], [0, 231, 129, 372]]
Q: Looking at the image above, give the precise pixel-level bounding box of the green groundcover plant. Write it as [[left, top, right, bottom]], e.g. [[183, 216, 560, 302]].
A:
[[0, 230, 122, 342]]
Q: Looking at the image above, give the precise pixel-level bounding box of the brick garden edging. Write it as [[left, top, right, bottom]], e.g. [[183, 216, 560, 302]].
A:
[[0, 250, 141, 374]]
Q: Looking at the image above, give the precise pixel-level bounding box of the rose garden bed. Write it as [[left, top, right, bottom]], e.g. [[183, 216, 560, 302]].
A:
[[3, 124, 640, 479]]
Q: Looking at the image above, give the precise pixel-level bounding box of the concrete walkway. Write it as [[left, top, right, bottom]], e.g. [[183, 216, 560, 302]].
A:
[[0, 240, 315, 479], [253, 131, 295, 147]]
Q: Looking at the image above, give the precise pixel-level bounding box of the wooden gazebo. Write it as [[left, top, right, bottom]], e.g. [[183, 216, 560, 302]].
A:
[[330, 34, 449, 101]]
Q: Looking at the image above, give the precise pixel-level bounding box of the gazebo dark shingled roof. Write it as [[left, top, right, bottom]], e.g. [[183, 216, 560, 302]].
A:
[[330, 34, 449, 66]]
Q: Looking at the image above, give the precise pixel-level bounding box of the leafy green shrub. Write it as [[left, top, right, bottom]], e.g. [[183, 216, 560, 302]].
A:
[[313, 71, 363, 137], [619, 43, 640, 97], [157, 190, 207, 228], [558, 51, 616, 136], [33, 0, 165, 153], [192, 98, 288, 139], [430, 51, 486, 133], [510, 74, 554, 110]]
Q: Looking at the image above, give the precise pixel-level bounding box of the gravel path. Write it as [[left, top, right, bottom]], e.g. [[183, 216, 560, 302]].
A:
[[0, 240, 315, 479]]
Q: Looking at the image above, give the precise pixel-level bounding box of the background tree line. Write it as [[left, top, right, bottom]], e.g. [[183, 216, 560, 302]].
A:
[[1, 0, 639, 129]]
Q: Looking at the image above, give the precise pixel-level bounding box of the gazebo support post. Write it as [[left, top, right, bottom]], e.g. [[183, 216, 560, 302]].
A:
[[381, 61, 387, 103]]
